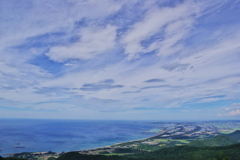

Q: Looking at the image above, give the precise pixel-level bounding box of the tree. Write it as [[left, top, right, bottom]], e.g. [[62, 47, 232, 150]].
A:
[[213, 152, 229, 160]]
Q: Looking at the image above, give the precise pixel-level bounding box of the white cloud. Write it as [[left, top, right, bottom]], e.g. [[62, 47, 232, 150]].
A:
[[194, 109, 202, 112], [218, 103, 240, 117], [0, 61, 19, 75], [121, 1, 202, 59], [0, 0, 240, 119], [46, 25, 117, 62], [39, 30, 240, 108], [218, 109, 240, 117], [227, 109, 240, 116], [0, 0, 123, 57], [156, 18, 193, 56], [197, 97, 225, 103]]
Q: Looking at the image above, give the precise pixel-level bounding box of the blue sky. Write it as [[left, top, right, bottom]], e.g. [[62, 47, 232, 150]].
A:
[[0, 0, 240, 120]]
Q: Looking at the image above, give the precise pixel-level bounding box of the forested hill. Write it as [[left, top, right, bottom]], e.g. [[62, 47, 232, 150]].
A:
[[55, 143, 240, 160], [224, 130, 240, 141], [133, 143, 240, 160], [189, 135, 238, 147]]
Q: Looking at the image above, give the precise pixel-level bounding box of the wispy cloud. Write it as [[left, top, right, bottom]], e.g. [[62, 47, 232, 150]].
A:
[[121, 1, 203, 60], [162, 62, 191, 72], [80, 79, 124, 91], [46, 25, 117, 62], [0, 0, 240, 120], [144, 79, 165, 83], [218, 103, 240, 117]]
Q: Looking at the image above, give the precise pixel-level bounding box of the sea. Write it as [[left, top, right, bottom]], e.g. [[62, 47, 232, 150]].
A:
[[0, 119, 159, 157]]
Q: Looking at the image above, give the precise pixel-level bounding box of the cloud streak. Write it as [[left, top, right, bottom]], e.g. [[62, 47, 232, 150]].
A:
[[80, 79, 124, 91], [0, 0, 240, 120], [46, 25, 117, 62], [121, 1, 202, 60]]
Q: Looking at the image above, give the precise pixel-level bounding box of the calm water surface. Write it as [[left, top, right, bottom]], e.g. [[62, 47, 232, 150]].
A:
[[0, 119, 158, 156]]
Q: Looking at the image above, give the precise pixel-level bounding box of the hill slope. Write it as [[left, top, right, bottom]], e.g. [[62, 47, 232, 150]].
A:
[[56, 143, 240, 160], [225, 130, 240, 141], [189, 135, 238, 147], [57, 152, 134, 160], [131, 143, 240, 160]]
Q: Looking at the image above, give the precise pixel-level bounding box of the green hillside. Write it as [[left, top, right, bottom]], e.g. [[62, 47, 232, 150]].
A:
[[188, 130, 240, 147], [225, 130, 240, 141], [132, 143, 240, 160], [56, 143, 240, 160], [55, 133, 240, 160], [189, 135, 238, 147], [56, 152, 134, 160], [0, 156, 27, 160]]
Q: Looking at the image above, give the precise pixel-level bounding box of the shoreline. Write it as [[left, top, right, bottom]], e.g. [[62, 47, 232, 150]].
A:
[[2, 132, 158, 157], [4, 121, 238, 159], [2, 126, 169, 157]]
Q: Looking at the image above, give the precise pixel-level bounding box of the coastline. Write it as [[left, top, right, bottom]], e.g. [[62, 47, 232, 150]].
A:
[[2, 132, 158, 158], [4, 121, 240, 159], [1, 124, 176, 158], [0, 119, 159, 158]]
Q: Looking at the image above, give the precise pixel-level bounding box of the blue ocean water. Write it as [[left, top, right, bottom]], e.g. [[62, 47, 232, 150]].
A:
[[0, 119, 158, 156]]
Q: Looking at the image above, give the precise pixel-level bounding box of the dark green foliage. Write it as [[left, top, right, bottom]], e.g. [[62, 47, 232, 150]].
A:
[[56, 152, 134, 160], [98, 151, 110, 154], [0, 156, 27, 160], [132, 143, 240, 160], [112, 148, 142, 153], [4, 158, 27, 160], [48, 157, 57, 160], [213, 152, 229, 160], [225, 130, 240, 141], [135, 144, 163, 151], [57, 143, 240, 160], [189, 135, 238, 147]]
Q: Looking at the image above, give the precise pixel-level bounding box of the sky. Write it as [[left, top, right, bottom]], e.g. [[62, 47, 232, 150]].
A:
[[0, 0, 240, 120]]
